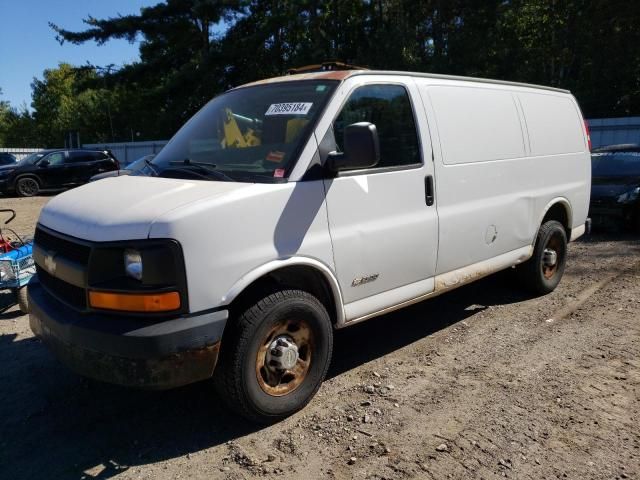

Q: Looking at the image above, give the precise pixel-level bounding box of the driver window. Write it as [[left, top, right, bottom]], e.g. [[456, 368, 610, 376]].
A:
[[333, 84, 421, 169], [45, 152, 66, 166]]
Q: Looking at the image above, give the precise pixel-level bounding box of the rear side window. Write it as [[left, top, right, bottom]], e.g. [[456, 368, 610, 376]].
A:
[[90, 152, 108, 161], [519, 93, 585, 156], [69, 152, 97, 163], [334, 84, 421, 169], [428, 86, 525, 165]]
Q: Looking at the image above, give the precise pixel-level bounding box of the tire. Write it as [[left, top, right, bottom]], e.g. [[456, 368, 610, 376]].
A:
[[626, 207, 640, 234], [518, 220, 568, 295], [17, 286, 29, 314], [15, 177, 40, 197], [214, 289, 333, 423]]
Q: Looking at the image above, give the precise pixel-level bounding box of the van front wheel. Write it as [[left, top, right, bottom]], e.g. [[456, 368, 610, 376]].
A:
[[518, 220, 568, 295], [214, 289, 333, 423]]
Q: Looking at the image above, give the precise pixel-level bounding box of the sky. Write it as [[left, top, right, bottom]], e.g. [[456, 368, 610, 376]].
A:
[[0, 0, 158, 109]]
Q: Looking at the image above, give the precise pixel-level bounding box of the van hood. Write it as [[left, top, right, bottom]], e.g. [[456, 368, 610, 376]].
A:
[[38, 176, 251, 241]]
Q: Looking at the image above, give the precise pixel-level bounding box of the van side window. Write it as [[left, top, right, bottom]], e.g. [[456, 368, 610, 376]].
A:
[[334, 84, 420, 169]]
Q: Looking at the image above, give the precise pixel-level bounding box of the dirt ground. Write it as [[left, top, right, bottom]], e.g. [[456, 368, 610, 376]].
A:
[[0, 195, 638, 480]]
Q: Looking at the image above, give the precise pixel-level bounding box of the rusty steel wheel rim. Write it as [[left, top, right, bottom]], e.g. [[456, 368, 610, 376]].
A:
[[542, 232, 563, 279], [255, 318, 314, 397]]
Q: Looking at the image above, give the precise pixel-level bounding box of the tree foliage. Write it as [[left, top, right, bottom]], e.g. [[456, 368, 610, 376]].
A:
[[50, 0, 241, 139], [0, 89, 38, 147], [1, 0, 639, 147]]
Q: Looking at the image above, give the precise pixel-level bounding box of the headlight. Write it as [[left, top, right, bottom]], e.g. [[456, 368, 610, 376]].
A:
[[0, 260, 15, 281], [87, 240, 187, 314], [124, 249, 143, 281], [616, 186, 640, 204]]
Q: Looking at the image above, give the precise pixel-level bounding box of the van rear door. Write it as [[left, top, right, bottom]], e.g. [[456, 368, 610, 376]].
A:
[[422, 82, 589, 276]]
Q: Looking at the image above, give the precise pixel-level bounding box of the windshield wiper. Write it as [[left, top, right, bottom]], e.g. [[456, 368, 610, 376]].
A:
[[234, 173, 287, 183], [144, 158, 160, 176], [168, 159, 236, 182], [162, 166, 215, 181]]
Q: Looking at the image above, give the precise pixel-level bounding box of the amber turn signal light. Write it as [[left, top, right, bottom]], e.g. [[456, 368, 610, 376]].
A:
[[88, 290, 181, 312]]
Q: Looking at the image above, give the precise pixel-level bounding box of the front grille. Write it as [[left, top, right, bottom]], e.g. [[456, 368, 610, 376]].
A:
[[36, 266, 87, 310], [34, 226, 90, 311], [32, 226, 188, 317], [34, 227, 91, 264]]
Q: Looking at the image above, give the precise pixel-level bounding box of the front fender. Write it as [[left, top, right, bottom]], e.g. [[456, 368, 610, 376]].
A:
[[222, 256, 346, 326]]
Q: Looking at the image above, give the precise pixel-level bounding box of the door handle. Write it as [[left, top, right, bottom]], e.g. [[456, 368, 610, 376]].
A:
[[425, 175, 434, 206]]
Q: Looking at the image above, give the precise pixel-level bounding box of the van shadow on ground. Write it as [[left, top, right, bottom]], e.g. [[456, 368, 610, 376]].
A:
[[0, 269, 534, 480]]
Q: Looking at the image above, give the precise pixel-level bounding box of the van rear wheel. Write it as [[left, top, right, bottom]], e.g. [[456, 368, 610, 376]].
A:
[[214, 289, 333, 423], [518, 220, 568, 294]]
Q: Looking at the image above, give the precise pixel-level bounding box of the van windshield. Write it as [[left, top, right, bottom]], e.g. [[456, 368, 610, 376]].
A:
[[152, 81, 338, 183]]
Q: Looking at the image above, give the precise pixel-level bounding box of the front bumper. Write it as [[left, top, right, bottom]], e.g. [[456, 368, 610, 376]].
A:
[[28, 278, 228, 389]]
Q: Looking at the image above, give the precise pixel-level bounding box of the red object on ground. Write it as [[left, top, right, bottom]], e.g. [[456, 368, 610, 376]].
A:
[[0, 239, 14, 254]]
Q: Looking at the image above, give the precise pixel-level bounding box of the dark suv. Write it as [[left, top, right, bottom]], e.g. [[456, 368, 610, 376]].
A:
[[0, 152, 17, 166], [0, 149, 119, 197], [590, 144, 640, 231]]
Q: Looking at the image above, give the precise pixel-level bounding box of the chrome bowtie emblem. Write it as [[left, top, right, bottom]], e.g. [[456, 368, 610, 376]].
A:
[[44, 252, 57, 275]]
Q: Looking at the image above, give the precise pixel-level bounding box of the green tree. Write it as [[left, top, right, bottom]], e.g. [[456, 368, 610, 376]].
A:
[[28, 63, 130, 146], [2, 108, 39, 147], [0, 89, 39, 147], [0, 89, 11, 146], [23, 0, 640, 143], [51, 0, 243, 138]]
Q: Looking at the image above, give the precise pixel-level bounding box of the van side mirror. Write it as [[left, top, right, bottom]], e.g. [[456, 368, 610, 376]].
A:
[[39, 160, 50, 167], [327, 122, 380, 172]]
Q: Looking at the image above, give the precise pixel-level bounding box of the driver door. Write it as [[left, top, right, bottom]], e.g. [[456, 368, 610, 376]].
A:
[[37, 151, 68, 188], [321, 79, 439, 321]]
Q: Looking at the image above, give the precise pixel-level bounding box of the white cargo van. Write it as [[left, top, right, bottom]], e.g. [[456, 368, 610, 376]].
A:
[[28, 69, 591, 422]]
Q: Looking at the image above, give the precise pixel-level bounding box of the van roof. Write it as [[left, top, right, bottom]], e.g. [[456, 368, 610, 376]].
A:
[[238, 70, 570, 94]]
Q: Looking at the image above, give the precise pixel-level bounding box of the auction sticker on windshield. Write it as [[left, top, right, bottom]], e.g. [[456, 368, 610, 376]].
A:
[[265, 103, 313, 115]]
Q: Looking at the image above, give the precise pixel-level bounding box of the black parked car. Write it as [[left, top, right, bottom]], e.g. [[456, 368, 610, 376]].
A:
[[0, 152, 16, 166], [589, 144, 640, 231], [0, 149, 119, 197], [89, 154, 155, 182]]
